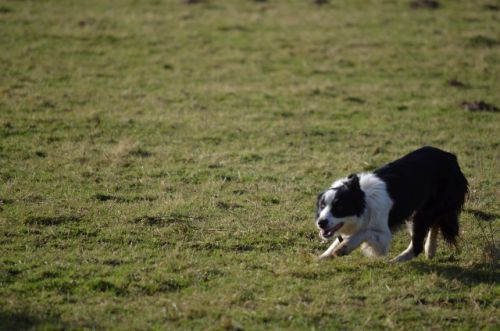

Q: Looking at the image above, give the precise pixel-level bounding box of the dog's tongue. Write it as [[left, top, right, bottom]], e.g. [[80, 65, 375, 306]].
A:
[[320, 228, 334, 238], [320, 222, 344, 238]]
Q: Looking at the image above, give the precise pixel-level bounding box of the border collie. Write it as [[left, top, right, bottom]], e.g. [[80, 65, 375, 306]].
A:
[[315, 146, 468, 262]]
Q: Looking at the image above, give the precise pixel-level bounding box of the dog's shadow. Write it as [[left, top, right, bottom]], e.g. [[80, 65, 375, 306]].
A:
[[410, 260, 498, 286], [0, 310, 69, 330], [465, 208, 499, 222], [406, 208, 498, 286]]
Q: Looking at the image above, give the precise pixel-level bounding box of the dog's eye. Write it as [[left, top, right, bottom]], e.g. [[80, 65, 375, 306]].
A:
[[320, 201, 326, 209]]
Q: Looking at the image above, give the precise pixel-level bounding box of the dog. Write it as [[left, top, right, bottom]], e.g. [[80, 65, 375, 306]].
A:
[[315, 146, 468, 262]]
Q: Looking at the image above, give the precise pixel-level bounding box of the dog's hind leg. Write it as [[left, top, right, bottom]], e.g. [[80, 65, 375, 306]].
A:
[[391, 222, 415, 263], [391, 213, 430, 263], [424, 226, 439, 259], [390, 241, 415, 263]]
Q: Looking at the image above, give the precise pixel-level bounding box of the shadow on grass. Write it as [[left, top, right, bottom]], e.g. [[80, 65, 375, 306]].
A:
[[0, 311, 66, 331], [411, 261, 498, 286], [465, 209, 499, 222]]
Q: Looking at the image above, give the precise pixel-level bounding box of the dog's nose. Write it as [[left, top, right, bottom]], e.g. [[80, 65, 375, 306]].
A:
[[317, 219, 328, 229]]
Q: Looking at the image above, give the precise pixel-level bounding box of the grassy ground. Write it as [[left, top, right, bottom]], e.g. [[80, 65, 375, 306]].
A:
[[1, 0, 499, 329]]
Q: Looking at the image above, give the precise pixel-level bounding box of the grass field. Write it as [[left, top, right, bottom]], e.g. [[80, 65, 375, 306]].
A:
[[1, 0, 499, 329]]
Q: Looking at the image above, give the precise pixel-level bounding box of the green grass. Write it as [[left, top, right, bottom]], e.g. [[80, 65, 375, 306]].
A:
[[1, 0, 499, 329]]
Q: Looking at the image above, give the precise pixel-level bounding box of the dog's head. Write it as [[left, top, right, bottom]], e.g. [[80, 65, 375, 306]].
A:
[[316, 174, 365, 239]]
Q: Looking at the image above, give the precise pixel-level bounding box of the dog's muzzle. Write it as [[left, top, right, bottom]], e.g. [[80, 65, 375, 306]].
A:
[[319, 222, 344, 239]]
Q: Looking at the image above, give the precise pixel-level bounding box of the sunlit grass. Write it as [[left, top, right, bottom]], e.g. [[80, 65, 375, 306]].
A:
[[0, 0, 499, 329]]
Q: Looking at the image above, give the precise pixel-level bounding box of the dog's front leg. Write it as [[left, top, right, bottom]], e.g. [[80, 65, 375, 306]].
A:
[[332, 230, 370, 257], [319, 237, 343, 259]]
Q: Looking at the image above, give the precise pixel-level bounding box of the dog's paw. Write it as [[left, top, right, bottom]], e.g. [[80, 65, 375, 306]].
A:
[[389, 251, 415, 263], [332, 245, 348, 257], [318, 254, 331, 260], [388, 257, 402, 264]]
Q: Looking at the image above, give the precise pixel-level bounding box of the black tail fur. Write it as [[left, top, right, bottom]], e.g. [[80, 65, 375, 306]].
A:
[[437, 156, 469, 245]]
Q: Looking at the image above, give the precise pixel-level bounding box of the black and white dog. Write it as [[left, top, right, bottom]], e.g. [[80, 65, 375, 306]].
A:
[[315, 146, 468, 262]]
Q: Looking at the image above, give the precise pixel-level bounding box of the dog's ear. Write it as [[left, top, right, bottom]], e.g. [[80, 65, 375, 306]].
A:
[[347, 174, 360, 189]]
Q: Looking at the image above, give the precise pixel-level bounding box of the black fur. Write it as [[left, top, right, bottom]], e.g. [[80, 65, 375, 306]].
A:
[[374, 146, 468, 255], [330, 174, 365, 217]]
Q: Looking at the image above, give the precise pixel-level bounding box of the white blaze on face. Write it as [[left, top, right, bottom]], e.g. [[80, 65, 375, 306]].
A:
[[317, 178, 347, 224], [318, 189, 336, 223], [317, 188, 349, 238]]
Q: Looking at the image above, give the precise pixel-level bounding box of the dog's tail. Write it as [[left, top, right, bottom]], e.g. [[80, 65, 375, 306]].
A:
[[437, 155, 469, 246]]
